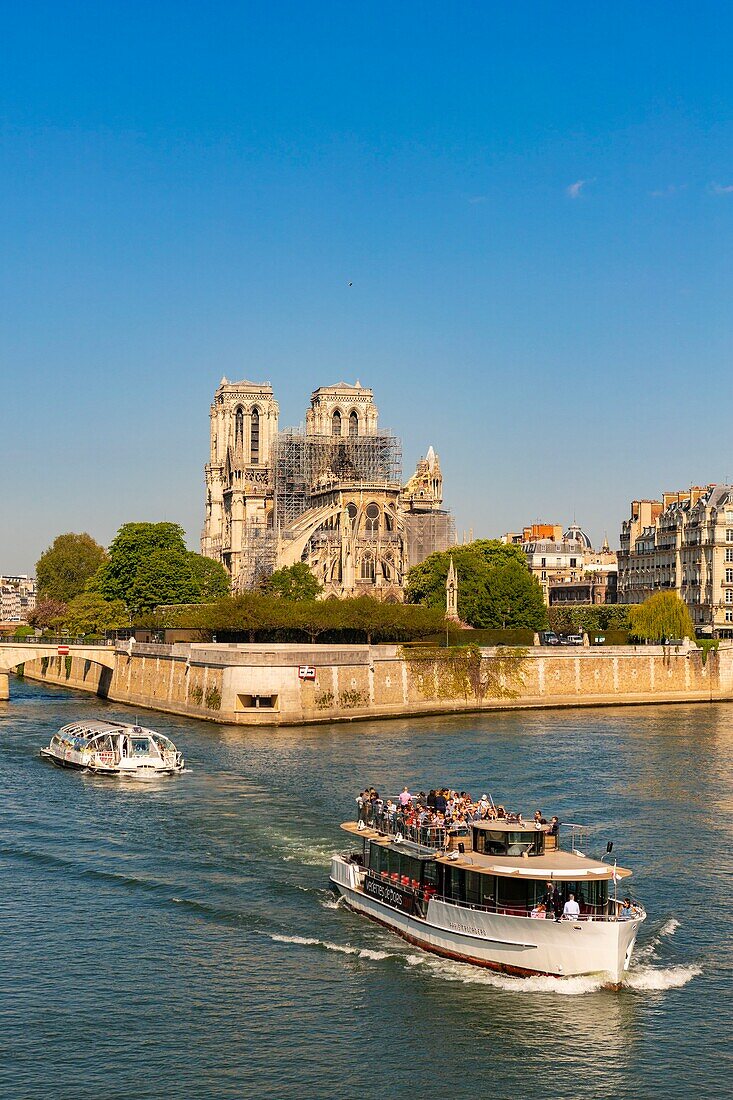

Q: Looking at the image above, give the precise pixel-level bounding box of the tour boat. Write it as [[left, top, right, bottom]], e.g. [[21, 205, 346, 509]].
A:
[[40, 720, 185, 777], [330, 804, 645, 984]]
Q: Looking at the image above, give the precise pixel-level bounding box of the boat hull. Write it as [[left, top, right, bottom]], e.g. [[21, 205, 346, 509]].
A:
[[39, 748, 183, 777], [330, 856, 642, 984]]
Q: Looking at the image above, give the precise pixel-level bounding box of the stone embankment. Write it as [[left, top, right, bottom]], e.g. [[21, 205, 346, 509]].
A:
[[16, 639, 733, 726]]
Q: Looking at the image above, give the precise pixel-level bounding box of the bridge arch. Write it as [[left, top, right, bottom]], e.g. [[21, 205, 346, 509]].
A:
[[0, 644, 116, 700]]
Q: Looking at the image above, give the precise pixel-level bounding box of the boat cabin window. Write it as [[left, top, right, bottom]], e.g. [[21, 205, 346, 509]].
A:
[[368, 842, 435, 886], [130, 738, 150, 756], [472, 828, 544, 857]]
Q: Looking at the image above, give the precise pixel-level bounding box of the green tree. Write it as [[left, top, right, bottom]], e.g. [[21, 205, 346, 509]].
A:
[[63, 593, 128, 636], [405, 540, 545, 629], [261, 562, 323, 601], [127, 549, 200, 612], [27, 598, 68, 630], [187, 552, 230, 600], [91, 523, 228, 611], [477, 560, 548, 630], [36, 533, 108, 602], [628, 592, 695, 643], [93, 522, 189, 603]]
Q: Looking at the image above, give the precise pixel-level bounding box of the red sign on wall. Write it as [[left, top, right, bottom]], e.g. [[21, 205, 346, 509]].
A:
[[298, 665, 316, 681], [57, 646, 70, 656]]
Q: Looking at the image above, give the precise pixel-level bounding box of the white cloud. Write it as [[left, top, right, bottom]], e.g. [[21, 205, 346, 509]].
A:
[[710, 182, 733, 195], [566, 179, 589, 199]]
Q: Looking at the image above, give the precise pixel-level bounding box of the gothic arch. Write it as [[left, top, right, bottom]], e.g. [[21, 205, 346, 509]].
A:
[[348, 409, 359, 437], [250, 406, 260, 464], [332, 408, 342, 437]]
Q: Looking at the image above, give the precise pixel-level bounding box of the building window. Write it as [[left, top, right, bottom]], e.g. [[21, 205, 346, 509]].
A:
[[727, 529, 733, 543], [365, 503, 380, 535], [332, 409, 342, 436], [349, 410, 359, 437], [541, 557, 546, 567], [361, 554, 375, 582], [570, 558, 577, 568], [250, 407, 260, 464], [727, 590, 733, 605], [726, 609, 733, 623], [727, 548, 733, 562], [235, 407, 244, 446], [727, 569, 733, 584]]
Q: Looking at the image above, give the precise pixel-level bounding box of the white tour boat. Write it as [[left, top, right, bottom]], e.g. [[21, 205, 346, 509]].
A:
[[40, 720, 185, 777], [330, 800, 645, 984]]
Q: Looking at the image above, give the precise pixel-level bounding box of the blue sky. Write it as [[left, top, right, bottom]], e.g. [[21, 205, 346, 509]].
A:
[[2, 2, 733, 572]]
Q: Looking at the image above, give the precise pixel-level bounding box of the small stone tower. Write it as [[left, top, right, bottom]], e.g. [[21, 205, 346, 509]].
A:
[[446, 556, 459, 621]]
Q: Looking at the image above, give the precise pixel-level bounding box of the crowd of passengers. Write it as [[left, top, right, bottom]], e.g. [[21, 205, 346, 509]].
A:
[[356, 786, 559, 840]]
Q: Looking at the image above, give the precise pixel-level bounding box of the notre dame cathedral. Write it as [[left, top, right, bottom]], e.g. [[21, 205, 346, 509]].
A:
[[201, 378, 454, 599]]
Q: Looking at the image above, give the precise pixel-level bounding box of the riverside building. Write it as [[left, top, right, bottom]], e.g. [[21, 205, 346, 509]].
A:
[[502, 524, 617, 606], [617, 484, 733, 638], [201, 378, 455, 597]]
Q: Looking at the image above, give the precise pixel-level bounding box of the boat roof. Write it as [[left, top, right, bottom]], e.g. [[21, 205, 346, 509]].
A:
[[58, 720, 158, 737], [340, 822, 632, 881]]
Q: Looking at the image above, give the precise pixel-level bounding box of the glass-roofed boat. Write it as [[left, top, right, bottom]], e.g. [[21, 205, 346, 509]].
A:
[[40, 720, 185, 777], [330, 796, 645, 984]]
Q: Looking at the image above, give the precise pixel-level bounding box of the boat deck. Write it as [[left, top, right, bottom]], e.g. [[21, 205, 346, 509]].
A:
[[340, 821, 632, 881]]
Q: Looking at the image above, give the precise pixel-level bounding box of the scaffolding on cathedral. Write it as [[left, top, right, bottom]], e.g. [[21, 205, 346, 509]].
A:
[[402, 509, 456, 565], [273, 429, 403, 534], [235, 520, 277, 591]]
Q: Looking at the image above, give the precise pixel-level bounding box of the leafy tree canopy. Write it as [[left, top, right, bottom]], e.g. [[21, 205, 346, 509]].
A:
[[195, 592, 445, 643], [405, 540, 546, 630], [36, 532, 107, 603], [91, 523, 229, 611], [93, 523, 188, 603], [628, 592, 695, 642], [261, 563, 323, 601], [128, 549, 200, 612], [187, 552, 230, 601], [62, 593, 128, 636], [27, 598, 68, 630]]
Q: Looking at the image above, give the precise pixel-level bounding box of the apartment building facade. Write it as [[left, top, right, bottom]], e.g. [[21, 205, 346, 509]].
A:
[[618, 484, 733, 637]]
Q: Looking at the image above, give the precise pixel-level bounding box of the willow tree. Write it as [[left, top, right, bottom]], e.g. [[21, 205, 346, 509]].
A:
[[628, 592, 695, 642]]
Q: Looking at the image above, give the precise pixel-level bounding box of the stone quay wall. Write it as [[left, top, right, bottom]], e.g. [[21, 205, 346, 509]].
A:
[[18, 640, 733, 726]]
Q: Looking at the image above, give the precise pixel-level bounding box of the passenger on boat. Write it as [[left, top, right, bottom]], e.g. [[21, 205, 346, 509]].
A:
[[530, 902, 547, 919], [399, 787, 413, 807], [549, 816, 559, 837], [619, 897, 639, 919], [544, 883, 564, 922], [562, 894, 580, 920], [533, 810, 547, 826]]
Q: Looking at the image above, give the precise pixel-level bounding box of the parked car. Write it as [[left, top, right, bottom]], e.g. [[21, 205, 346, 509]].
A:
[[538, 631, 561, 645], [563, 633, 584, 646]]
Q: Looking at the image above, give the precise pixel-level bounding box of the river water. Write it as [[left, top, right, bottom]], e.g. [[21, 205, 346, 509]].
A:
[[0, 678, 730, 1099]]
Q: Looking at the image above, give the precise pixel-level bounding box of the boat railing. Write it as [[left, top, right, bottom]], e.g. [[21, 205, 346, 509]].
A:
[[427, 893, 643, 923], [358, 803, 448, 850], [359, 868, 643, 923], [91, 749, 117, 767]]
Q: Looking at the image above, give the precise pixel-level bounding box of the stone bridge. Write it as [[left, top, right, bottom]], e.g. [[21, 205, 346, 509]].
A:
[[0, 643, 116, 700]]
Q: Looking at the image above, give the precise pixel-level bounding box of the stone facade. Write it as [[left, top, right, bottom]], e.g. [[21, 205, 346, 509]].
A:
[[201, 379, 454, 597], [503, 524, 617, 606], [16, 640, 733, 725], [618, 484, 733, 637]]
